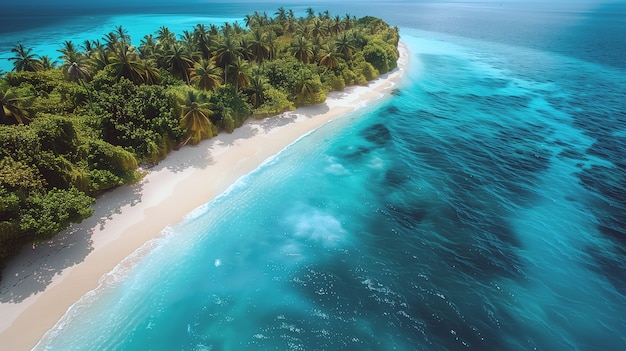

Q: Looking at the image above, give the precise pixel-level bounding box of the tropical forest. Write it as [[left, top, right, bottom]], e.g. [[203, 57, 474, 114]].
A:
[[0, 8, 400, 277]]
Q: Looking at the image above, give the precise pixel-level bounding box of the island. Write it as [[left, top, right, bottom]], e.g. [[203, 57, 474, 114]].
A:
[[0, 8, 400, 275]]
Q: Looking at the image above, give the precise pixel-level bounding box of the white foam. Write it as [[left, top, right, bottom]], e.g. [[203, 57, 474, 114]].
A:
[[292, 209, 346, 247], [33, 234, 167, 350], [324, 156, 350, 175], [368, 156, 385, 170]]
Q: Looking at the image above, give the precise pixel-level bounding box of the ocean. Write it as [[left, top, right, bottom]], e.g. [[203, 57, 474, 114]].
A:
[[2, 1, 625, 350]]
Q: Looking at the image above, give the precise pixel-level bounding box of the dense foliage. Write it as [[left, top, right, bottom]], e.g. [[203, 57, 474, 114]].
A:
[[0, 8, 399, 277]]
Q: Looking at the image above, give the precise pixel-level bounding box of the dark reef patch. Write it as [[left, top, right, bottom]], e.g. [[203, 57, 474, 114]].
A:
[[360, 123, 392, 146]]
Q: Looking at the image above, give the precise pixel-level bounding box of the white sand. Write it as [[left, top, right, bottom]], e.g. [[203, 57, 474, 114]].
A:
[[0, 42, 409, 350]]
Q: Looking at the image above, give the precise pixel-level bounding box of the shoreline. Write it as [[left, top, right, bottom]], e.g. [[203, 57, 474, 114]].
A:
[[0, 42, 409, 350]]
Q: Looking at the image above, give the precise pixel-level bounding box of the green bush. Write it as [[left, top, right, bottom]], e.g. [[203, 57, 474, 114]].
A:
[[254, 88, 295, 118], [20, 188, 94, 241]]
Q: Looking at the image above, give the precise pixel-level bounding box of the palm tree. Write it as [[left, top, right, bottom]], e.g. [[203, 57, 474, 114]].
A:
[[350, 29, 368, 49], [266, 31, 278, 61], [319, 44, 340, 73], [115, 25, 131, 45], [209, 24, 220, 36], [284, 16, 297, 34], [103, 32, 120, 51], [239, 38, 254, 62], [221, 22, 233, 37], [180, 30, 194, 46], [9, 44, 43, 72], [306, 7, 316, 19], [310, 18, 325, 39], [214, 35, 243, 83], [162, 42, 196, 84], [66, 61, 93, 109], [156, 26, 176, 50], [247, 74, 268, 108], [190, 59, 222, 90], [291, 70, 319, 106], [178, 89, 215, 145], [180, 31, 201, 62], [290, 36, 313, 63], [67, 61, 91, 82], [275, 7, 287, 24], [0, 87, 34, 125], [343, 14, 355, 30], [139, 34, 159, 59], [331, 15, 345, 36], [228, 57, 251, 91], [87, 43, 109, 72], [310, 35, 324, 62], [107, 43, 145, 84], [248, 28, 270, 64], [335, 33, 355, 61], [294, 19, 309, 37], [58, 40, 83, 65], [294, 70, 316, 96], [140, 60, 160, 85], [82, 39, 94, 53], [260, 12, 270, 26], [193, 24, 213, 60], [232, 21, 245, 35], [244, 14, 259, 28], [59, 40, 89, 79], [39, 56, 57, 70]]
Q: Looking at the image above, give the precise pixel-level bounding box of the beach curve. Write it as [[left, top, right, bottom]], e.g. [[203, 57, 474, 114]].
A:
[[0, 42, 409, 350]]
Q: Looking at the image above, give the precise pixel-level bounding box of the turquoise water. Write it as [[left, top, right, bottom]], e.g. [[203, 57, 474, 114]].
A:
[[3, 2, 625, 350]]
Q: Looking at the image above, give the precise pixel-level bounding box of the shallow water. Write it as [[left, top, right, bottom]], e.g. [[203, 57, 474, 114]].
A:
[[3, 1, 625, 350]]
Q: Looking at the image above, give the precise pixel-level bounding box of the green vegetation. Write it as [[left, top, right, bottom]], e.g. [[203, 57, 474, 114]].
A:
[[0, 8, 399, 277]]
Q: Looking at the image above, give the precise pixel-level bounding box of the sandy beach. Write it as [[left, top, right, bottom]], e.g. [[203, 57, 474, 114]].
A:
[[0, 42, 408, 350]]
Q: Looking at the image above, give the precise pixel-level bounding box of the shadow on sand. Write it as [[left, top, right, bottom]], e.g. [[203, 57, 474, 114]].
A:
[[0, 106, 331, 303], [0, 184, 143, 303], [0, 123, 226, 302]]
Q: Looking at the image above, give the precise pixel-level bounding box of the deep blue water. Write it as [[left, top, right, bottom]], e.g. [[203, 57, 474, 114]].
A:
[[2, 1, 625, 350]]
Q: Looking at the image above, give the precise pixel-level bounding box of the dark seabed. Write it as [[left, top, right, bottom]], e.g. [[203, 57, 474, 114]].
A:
[[1, 1, 624, 350]]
